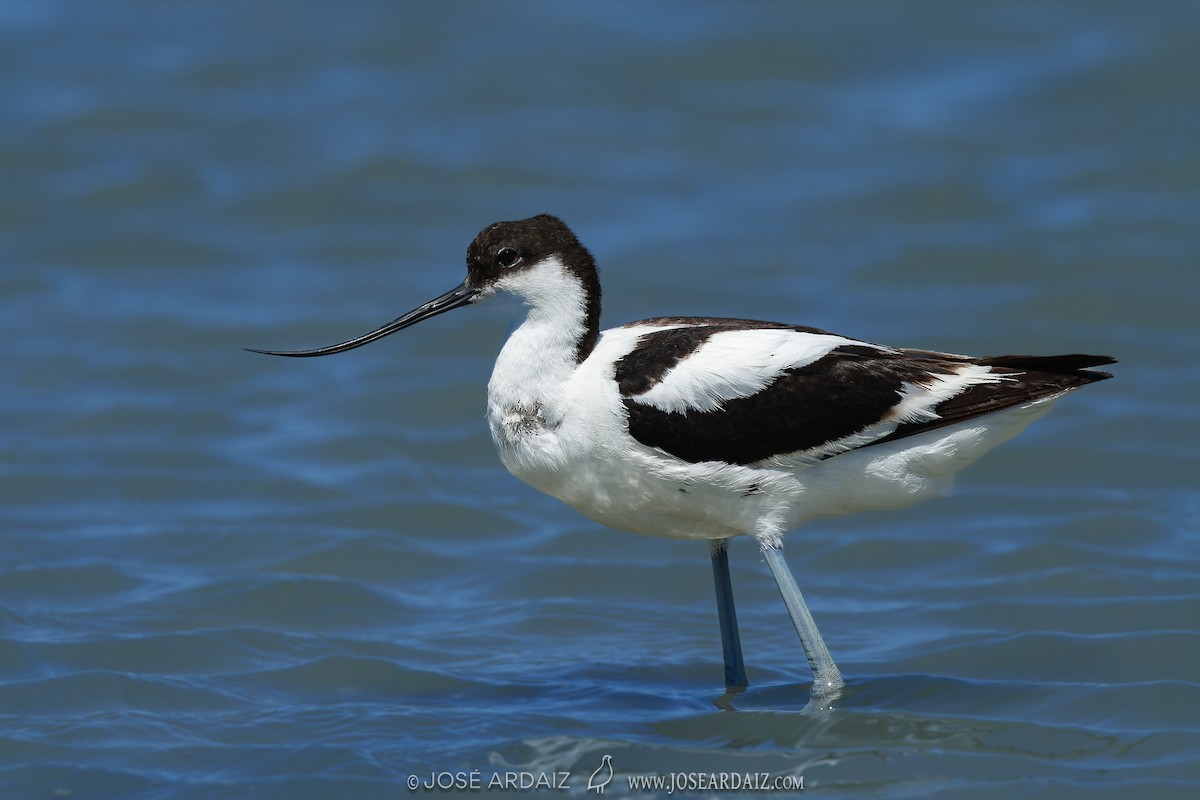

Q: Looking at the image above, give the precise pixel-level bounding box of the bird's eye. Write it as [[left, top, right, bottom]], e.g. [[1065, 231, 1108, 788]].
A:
[[496, 248, 521, 268]]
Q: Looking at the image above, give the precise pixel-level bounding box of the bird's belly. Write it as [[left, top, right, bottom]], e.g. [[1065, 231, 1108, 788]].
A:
[[490, 417, 753, 540], [527, 457, 753, 541], [488, 397, 1060, 542]]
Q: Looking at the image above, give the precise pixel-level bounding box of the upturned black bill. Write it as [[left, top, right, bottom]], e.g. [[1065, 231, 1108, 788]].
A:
[[246, 282, 479, 357]]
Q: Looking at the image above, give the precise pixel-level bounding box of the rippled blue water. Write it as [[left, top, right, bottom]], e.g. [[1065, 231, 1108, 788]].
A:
[[2, 1, 1198, 797]]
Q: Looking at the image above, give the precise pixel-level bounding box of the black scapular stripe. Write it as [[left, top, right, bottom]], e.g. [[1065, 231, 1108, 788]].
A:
[[614, 318, 836, 397]]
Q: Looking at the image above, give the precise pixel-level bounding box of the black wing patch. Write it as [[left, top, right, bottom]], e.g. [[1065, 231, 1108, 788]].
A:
[[621, 344, 1114, 466], [621, 345, 942, 464]]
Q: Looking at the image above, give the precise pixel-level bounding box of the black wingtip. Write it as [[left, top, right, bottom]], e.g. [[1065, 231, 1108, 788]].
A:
[[978, 353, 1116, 382]]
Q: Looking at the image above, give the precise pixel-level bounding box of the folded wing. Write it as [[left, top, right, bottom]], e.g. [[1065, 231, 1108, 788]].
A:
[[616, 319, 1114, 466]]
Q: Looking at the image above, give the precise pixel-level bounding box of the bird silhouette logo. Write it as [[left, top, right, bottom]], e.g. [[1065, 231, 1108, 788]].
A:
[[587, 754, 614, 794]]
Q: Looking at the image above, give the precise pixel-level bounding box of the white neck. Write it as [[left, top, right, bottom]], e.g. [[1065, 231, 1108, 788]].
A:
[[485, 256, 591, 428]]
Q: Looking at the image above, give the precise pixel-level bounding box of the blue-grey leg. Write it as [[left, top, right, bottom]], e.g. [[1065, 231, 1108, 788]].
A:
[[709, 538, 748, 690], [761, 544, 844, 698]]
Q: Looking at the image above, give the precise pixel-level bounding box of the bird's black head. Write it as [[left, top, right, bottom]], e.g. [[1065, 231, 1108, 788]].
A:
[[246, 214, 600, 359], [465, 213, 597, 293]]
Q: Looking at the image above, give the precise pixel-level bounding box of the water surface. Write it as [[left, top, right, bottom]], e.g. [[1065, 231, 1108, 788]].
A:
[[2, 1, 1198, 797]]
